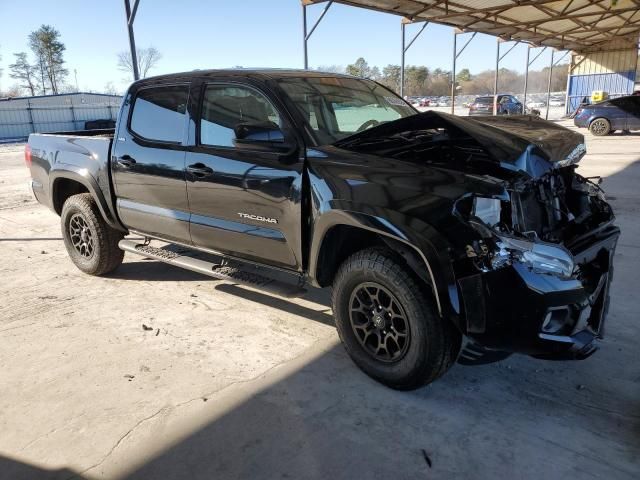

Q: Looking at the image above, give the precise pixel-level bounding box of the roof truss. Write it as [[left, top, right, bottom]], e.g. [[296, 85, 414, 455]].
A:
[[308, 0, 640, 52]]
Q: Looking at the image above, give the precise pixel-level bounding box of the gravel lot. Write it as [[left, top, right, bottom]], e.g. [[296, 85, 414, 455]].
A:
[[0, 123, 639, 479]]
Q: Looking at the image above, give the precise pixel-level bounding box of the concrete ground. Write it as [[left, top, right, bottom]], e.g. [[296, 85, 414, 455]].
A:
[[0, 122, 639, 480]]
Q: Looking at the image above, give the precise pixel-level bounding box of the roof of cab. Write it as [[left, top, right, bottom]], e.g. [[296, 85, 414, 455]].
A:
[[136, 68, 358, 85]]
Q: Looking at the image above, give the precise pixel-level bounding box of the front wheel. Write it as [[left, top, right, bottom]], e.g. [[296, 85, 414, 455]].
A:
[[332, 248, 461, 390], [61, 193, 125, 275]]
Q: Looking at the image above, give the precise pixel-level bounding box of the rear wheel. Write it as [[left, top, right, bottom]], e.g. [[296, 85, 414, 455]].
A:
[[589, 118, 611, 136], [61, 193, 124, 275], [332, 248, 461, 390]]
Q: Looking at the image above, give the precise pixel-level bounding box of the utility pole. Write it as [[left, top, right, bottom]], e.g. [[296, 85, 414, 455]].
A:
[[124, 0, 140, 80], [74, 69, 79, 92]]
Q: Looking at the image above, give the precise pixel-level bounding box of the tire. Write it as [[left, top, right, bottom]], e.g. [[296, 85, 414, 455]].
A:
[[589, 118, 611, 136], [61, 193, 124, 275], [332, 248, 461, 390]]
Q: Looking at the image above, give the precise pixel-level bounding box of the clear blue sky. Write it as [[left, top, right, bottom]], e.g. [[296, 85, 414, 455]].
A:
[[0, 0, 558, 93]]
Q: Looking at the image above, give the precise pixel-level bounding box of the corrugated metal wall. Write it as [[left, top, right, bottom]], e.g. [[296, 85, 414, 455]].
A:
[[567, 48, 638, 113], [0, 93, 122, 140]]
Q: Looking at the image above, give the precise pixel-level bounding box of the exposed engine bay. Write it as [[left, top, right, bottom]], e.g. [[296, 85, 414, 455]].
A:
[[335, 111, 615, 281], [334, 110, 619, 359], [457, 167, 614, 279], [507, 167, 612, 244]]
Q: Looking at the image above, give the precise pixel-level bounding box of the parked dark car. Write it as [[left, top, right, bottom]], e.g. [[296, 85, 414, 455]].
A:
[[573, 95, 640, 136], [469, 94, 523, 116], [25, 70, 618, 390]]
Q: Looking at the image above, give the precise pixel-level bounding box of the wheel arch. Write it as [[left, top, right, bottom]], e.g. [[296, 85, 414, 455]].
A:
[[309, 210, 460, 319], [50, 169, 125, 231]]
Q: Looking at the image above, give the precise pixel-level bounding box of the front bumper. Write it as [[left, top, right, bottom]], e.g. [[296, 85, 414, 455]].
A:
[[457, 224, 619, 360]]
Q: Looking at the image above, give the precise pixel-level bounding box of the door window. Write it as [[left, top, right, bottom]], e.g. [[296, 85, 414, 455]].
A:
[[611, 96, 640, 116], [200, 85, 281, 147], [129, 85, 189, 143]]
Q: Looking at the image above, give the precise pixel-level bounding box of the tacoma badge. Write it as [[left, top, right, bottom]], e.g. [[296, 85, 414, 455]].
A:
[[237, 212, 278, 224]]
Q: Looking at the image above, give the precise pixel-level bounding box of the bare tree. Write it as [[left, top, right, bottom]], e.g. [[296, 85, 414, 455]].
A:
[[117, 47, 162, 79], [9, 52, 38, 96], [103, 81, 119, 95]]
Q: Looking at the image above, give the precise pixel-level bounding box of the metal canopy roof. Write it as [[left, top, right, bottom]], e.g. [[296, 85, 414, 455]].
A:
[[311, 0, 640, 52]]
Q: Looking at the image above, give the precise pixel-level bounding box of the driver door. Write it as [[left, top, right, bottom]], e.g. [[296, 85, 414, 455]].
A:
[[184, 81, 304, 271]]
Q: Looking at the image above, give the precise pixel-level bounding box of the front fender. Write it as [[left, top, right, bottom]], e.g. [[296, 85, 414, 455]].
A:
[[309, 205, 461, 321]]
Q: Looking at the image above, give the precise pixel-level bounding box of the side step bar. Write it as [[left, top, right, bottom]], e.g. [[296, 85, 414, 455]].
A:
[[119, 239, 306, 298]]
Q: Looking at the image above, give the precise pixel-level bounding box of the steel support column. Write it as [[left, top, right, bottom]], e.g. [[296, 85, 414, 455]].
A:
[[400, 22, 406, 97], [400, 19, 428, 97], [451, 31, 457, 113], [124, 0, 140, 81], [302, 0, 333, 70], [493, 38, 500, 115], [451, 30, 476, 114], [303, 4, 308, 69], [544, 51, 569, 119], [524, 46, 547, 113], [523, 47, 530, 110], [493, 39, 519, 115], [545, 50, 554, 120]]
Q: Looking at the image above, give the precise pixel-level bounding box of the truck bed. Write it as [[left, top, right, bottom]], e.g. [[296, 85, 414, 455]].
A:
[[36, 128, 115, 138], [27, 132, 114, 217]]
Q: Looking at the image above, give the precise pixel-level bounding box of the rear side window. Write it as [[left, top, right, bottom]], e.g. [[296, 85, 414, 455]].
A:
[[200, 84, 280, 147], [611, 96, 640, 115], [130, 85, 189, 143]]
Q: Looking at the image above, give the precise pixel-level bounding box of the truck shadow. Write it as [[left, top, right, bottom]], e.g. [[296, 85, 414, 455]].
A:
[[108, 260, 211, 282], [0, 455, 86, 480], [117, 341, 640, 480], [119, 157, 640, 479], [214, 283, 334, 327], [0, 237, 62, 242]]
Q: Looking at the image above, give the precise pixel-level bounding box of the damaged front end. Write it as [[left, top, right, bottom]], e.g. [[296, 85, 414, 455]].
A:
[[335, 111, 619, 360], [454, 158, 619, 360]]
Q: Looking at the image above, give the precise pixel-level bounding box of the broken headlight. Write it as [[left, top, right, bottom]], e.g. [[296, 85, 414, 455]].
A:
[[493, 235, 574, 279], [467, 196, 574, 279]]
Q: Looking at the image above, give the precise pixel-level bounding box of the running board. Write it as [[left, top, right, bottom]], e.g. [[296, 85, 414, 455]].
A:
[[118, 239, 306, 298]]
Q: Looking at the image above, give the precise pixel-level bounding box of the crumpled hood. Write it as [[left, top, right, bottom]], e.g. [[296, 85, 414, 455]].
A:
[[334, 111, 586, 177]]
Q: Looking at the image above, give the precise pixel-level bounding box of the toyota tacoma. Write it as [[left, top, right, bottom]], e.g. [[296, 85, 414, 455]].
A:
[[25, 70, 619, 390]]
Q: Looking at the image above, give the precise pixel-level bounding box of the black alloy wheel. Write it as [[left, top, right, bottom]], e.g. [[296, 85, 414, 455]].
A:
[[349, 282, 410, 362], [68, 213, 95, 259]]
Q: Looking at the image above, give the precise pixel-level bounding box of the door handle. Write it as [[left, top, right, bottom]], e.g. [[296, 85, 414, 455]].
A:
[[117, 155, 136, 168], [187, 163, 214, 178]]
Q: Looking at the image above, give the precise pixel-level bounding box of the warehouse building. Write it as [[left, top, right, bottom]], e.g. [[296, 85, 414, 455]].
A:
[[0, 92, 121, 141]]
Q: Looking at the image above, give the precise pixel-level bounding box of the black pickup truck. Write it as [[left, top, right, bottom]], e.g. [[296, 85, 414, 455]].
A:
[[26, 70, 619, 390]]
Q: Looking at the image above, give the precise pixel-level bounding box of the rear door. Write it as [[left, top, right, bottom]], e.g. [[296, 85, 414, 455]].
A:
[[601, 98, 629, 131], [613, 96, 640, 130], [184, 80, 304, 271], [112, 84, 191, 243]]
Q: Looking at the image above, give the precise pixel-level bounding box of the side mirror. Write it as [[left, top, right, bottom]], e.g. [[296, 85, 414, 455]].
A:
[[234, 121, 285, 144], [233, 121, 298, 162]]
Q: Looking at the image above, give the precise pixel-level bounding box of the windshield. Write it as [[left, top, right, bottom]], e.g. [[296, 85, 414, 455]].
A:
[[475, 97, 493, 104], [278, 76, 416, 144]]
